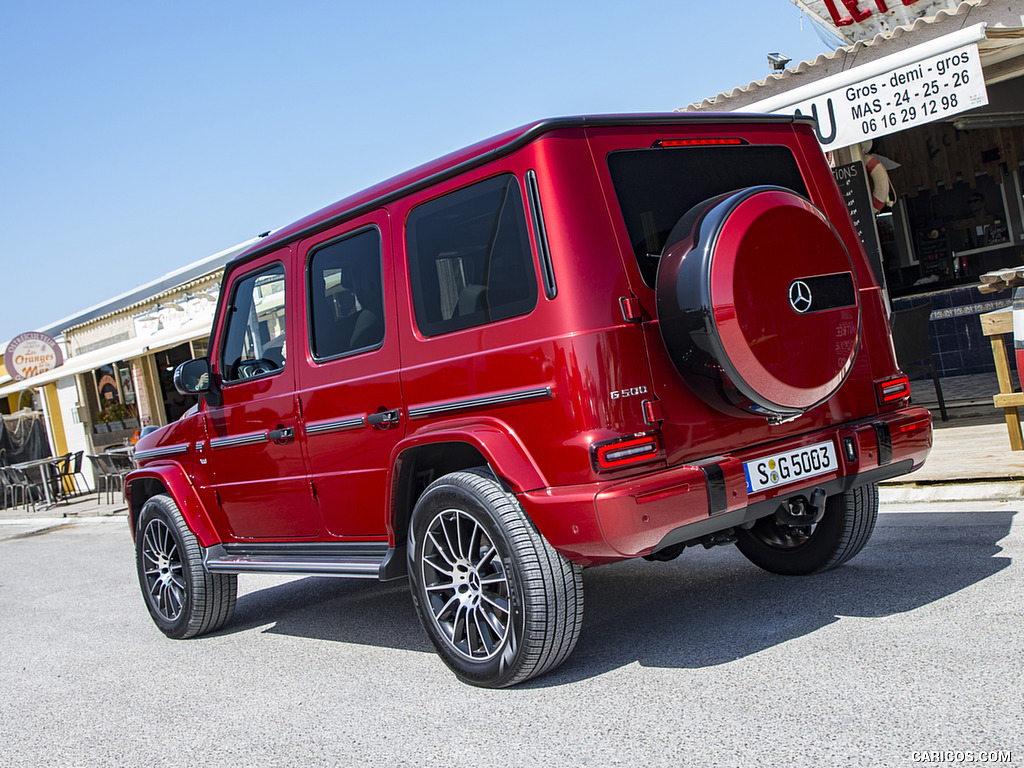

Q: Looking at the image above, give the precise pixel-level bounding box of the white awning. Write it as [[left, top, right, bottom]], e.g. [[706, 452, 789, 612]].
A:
[[0, 319, 211, 397]]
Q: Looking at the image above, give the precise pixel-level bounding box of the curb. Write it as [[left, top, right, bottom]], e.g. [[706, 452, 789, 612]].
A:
[[880, 481, 1024, 504]]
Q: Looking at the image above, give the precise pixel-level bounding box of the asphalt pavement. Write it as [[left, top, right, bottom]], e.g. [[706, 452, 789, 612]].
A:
[[1, 498, 1020, 767]]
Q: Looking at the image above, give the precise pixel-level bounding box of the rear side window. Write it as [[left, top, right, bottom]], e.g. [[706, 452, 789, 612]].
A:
[[608, 146, 809, 287], [406, 174, 538, 337], [307, 228, 384, 360]]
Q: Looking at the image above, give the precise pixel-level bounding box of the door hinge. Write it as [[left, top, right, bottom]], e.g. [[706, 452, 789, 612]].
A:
[[619, 296, 642, 323], [643, 398, 663, 425]]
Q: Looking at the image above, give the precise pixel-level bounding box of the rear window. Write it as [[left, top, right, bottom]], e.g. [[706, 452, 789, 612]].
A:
[[608, 146, 809, 287]]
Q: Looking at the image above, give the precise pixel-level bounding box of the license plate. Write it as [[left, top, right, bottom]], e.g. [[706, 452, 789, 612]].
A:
[[743, 440, 838, 493]]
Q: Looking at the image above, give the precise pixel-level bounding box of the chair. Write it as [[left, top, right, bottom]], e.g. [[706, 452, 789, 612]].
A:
[[891, 301, 948, 421], [87, 454, 119, 505], [104, 451, 133, 501], [1, 465, 37, 513], [0, 466, 16, 510], [106, 450, 134, 477], [48, 453, 73, 504], [56, 451, 88, 498]]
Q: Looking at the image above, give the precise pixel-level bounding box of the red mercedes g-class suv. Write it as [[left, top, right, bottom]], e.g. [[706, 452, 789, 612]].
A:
[[126, 115, 931, 687]]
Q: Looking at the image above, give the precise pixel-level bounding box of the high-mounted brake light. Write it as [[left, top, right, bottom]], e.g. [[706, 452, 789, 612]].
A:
[[592, 433, 662, 472], [876, 374, 911, 406], [653, 138, 746, 148]]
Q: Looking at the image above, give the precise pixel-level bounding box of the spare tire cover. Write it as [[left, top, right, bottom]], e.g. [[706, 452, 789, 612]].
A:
[[656, 186, 861, 421]]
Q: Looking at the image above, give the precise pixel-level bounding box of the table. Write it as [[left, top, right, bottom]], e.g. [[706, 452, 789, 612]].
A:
[[980, 307, 1024, 450], [105, 446, 136, 472], [11, 457, 64, 510]]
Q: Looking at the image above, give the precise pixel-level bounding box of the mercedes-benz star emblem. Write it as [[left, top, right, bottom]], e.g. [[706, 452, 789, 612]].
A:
[[788, 280, 813, 314]]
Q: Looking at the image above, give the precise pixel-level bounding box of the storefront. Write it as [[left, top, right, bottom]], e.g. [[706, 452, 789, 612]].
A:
[[0, 237, 259, 477], [686, 0, 1024, 378], [58, 277, 221, 451]]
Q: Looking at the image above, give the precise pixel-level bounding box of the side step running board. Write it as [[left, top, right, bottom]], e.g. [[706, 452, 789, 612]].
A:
[[202, 542, 407, 581]]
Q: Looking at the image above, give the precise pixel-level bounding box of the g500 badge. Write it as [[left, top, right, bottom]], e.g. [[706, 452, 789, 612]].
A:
[[611, 386, 649, 401]]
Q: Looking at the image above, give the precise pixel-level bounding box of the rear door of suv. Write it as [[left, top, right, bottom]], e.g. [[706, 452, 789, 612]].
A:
[[584, 121, 881, 465], [295, 210, 406, 538]]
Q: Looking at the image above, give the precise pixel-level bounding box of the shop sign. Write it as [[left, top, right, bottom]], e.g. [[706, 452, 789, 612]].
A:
[[832, 161, 885, 285], [783, 42, 987, 149], [3, 332, 64, 382], [791, 0, 968, 42]]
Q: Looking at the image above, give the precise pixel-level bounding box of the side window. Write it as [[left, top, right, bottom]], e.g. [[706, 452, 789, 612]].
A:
[[220, 264, 287, 382], [407, 174, 538, 337], [308, 228, 385, 360]]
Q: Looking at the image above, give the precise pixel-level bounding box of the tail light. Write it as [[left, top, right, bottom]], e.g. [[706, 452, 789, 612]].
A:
[[876, 374, 911, 407], [592, 432, 662, 472]]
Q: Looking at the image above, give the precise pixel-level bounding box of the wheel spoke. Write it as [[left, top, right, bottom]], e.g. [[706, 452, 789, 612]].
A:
[[479, 591, 509, 616], [471, 611, 492, 655], [433, 593, 460, 622], [477, 604, 505, 642], [476, 545, 497, 571], [451, 604, 468, 646], [478, 573, 506, 587], [440, 515, 460, 563], [427, 530, 457, 568], [422, 554, 454, 580], [465, 518, 481, 562]]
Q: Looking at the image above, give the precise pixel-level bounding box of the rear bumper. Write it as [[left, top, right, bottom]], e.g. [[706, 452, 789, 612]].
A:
[[519, 407, 932, 566]]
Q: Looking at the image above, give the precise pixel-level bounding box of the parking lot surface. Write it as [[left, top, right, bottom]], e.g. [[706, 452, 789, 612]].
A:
[[0, 503, 1021, 767]]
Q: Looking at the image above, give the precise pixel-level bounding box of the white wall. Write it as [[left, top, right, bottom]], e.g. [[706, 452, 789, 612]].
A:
[[55, 376, 93, 491]]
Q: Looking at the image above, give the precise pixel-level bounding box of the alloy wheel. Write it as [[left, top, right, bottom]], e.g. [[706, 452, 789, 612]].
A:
[[141, 517, 186, 622], [420, 508, 512, 662]]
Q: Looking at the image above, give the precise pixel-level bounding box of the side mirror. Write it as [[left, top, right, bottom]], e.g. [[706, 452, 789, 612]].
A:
[[173, 358, 212, 395]]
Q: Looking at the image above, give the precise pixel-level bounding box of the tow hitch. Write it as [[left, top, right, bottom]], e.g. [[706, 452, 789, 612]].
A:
[[774, 487, 827, 527]]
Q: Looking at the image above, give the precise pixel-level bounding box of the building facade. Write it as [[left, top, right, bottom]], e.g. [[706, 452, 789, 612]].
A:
[[0, 238, 260, 485], [687, 0, 1024, 378]]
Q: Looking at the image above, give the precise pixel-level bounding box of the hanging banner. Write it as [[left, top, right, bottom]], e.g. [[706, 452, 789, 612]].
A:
[[741, 24, 990, 150], [4, 332, 64, 382], [787, 42, 987, 149], [789, 0, 970, 44]]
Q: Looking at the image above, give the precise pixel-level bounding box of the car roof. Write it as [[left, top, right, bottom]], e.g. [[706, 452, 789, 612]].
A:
[[232, 113, 812, 267]]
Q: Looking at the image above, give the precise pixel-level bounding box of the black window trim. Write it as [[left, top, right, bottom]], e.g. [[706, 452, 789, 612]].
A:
[[304, 224, 386, 364], [406, 172, 540, 338], [525, 169, 557, 300], [218, 261, 289, 387]]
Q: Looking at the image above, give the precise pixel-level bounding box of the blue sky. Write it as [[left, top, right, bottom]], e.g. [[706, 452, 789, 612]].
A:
[[0, 1, 833, 345]]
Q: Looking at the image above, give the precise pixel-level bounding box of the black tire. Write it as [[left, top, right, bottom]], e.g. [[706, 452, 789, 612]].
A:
[[407, 469, 584, 688], [136, 494, 237, 638], [735, 484, 878, 575]]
